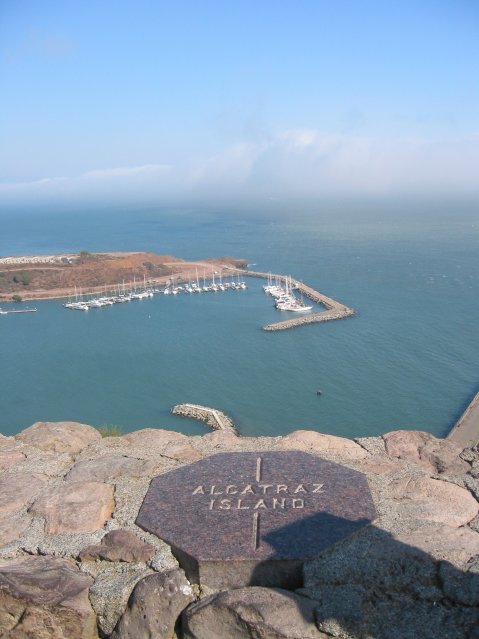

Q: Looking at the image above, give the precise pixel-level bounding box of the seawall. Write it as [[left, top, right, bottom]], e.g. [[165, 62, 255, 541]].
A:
[[448, 390, 479, 447]]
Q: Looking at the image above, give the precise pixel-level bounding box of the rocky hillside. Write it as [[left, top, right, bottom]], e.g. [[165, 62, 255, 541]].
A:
[[0, 422, 478, 638]]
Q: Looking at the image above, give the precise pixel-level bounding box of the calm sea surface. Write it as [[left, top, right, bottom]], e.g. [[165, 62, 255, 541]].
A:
[[1, 205, 478, 439]]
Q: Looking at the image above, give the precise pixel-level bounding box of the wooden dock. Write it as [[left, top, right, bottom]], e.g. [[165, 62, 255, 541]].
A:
[[237, 269, 356, 331], [448, 390, 479, 448]]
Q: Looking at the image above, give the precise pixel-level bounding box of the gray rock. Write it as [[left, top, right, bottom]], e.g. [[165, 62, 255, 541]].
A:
[[111, 569, 194, 639], [302, 526, 479, 639], [0, 555, 97, 638], [314, 592, 479, 639], [440, 560, 479, 606], [354, 436, 386, 456], [464, 474, 479, 500], [88, 562, 153, 636], [79, 529, 155, 562], [182, 586, 326, 639]]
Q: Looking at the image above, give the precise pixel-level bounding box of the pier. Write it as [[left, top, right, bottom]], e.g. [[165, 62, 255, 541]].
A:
[[227, 268, 356, 331], [171, 403, 239, 435], [0, 308, 37, 315], [448, 390, 479, 447]]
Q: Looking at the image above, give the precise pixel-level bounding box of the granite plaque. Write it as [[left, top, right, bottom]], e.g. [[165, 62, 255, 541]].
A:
[[136, 451, 376, 588]]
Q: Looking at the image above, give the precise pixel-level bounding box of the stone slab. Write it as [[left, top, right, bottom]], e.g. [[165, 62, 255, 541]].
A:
[[136, 451, 376, 589]]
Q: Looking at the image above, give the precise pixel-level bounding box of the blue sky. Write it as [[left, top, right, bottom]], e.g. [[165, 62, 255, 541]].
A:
[[1, 0, 478, 206]]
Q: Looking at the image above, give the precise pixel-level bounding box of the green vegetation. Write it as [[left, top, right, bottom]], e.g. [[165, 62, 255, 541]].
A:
[[13, 271, 32, 286], [12, 294, 23, 302], [97, 424, 122, 437], [79, 250, 98, 263], [143, 261, 155, 271]]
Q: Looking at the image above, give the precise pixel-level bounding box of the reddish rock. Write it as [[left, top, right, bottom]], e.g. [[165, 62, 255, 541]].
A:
[[355, 458, 405, 476], [0, 449, 26, 470], [122, 428, 186, 448], [79, 529, 155, 563], [163, 441, 203, 462], [15, 421, 101, 456], [388, 474, 478, 527], [111, 569, 194, 639], [277, 430, 367, 460], [397, 524, 479, 566], [0, 556, 97, 638], [0, 513, 31, 546], [0, 472, 48, 513], [383, 430, 469, 475], [66, 456, 155, 482], [30, 481, 114, 533], [200, 430, 244, 449]]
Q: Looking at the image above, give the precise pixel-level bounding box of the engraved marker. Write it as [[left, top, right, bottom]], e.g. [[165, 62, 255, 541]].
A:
[[252, 512, 260, 550], [256, 457, 262, 482]]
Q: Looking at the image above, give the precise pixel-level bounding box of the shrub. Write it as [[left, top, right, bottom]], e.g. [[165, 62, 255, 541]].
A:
[[13, 272, 32, 286], [12, 294, 22, 302], [97, 424, 122, 437]]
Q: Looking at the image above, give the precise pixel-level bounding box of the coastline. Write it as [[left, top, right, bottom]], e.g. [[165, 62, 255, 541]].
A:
[[0, 252, 247, 303]]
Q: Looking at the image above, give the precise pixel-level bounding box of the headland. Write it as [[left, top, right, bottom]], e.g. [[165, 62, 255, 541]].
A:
[[0, 251, 247, 302]]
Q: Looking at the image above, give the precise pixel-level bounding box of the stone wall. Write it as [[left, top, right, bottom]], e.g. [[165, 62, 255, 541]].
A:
[[0, 422, 478, 638]]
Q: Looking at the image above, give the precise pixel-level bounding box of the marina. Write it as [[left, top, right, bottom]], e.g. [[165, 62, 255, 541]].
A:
[[62, 272, 248, 311]]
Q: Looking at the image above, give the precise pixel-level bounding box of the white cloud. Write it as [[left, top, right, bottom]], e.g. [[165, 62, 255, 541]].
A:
[[1, 132, 478, 207]]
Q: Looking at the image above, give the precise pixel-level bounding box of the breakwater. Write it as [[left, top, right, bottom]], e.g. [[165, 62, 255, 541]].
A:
[[227, 268, 356, 331], [448, 390, 479, 447], [171, 403, 238, 435]]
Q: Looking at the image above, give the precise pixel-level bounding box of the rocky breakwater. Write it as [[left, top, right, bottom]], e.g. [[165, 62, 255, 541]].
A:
[[0, 421, 478, 638], [235, 269, 356, 331], [171, 403, 238, 435]]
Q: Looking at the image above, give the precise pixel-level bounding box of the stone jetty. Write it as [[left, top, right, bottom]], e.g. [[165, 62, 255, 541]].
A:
[[448, 390, 479, 447], [227, 268, 356, 331], [171, 403, 239, 435], [0, 421, 478, 638]]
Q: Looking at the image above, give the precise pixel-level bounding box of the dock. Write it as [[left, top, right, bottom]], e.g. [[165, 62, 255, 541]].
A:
[[448, 390, 479, 448], [0, 308, 37, 315], [231, 269, 356, 331], [171, 403, 239, 435]]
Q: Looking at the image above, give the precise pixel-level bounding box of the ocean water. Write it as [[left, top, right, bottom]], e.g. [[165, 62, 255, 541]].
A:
[[0, 204, 478, 439]]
